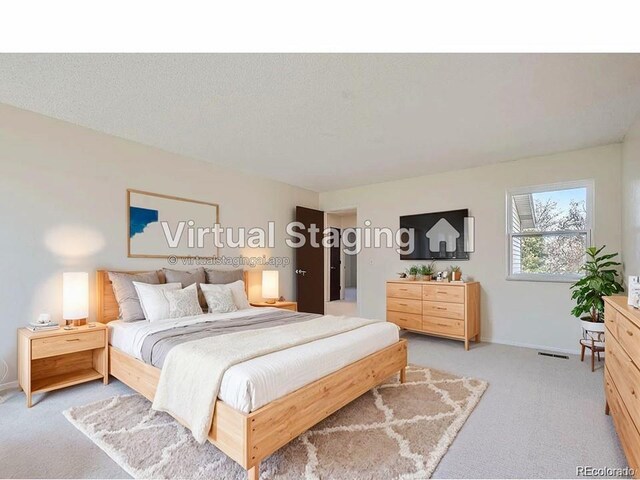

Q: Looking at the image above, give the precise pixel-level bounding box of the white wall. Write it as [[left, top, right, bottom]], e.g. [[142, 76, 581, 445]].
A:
[[320, 144, 623, 353], [0, 104, 318, 385], [623, 115, 640, 278]]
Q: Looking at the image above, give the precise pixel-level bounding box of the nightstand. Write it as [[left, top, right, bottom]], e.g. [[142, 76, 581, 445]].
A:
[[250, 301, 298, 312], [17, 323, 108, 407]]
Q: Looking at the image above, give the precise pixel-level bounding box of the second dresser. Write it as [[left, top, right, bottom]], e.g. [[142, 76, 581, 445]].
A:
[[386, 280, 481, 350]]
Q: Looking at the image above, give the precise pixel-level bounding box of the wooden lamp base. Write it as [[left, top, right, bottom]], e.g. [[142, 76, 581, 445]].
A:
[[66, 318, 87, 327]]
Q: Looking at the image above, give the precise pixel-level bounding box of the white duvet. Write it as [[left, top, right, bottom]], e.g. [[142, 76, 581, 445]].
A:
[[108, 308, 399, 414]]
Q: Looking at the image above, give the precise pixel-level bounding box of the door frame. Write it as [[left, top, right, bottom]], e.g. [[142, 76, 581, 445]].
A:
[[323, 208, 358, 312]]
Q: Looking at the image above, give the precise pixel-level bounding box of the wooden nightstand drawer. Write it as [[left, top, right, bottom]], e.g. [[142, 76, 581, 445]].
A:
[[422, 284, 464, 303], [386, 283, 422, 300], [423, 301, 464, 320], [32, 330, 104, 360]]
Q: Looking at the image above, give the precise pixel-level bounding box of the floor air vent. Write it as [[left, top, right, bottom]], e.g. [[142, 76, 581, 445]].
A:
[[538, 352, 569, 359]]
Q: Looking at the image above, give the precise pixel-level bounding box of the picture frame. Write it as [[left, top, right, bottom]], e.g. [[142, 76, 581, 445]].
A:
[[127, 189, 219, 259]]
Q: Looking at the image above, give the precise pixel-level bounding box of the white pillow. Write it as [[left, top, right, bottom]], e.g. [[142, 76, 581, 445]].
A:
[[200, 285, 238, 314], [133, 282, 181, 322], [164, 284, 204, 318], [201, 280, 250, 310]]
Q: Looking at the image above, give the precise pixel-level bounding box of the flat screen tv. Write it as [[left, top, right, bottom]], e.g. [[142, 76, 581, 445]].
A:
[[399, 209, 470, 260]]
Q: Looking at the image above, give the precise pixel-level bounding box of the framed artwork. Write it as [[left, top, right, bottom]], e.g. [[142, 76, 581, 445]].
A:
[[399, 209, 473, 260], [127, 189, 219, 258]]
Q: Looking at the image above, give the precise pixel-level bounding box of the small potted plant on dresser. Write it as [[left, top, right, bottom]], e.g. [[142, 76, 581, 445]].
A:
[[450, 265, 462, 281], [418, 262, 435, 281], [570, 246, 623, 370], [406, 265, 419, 281]]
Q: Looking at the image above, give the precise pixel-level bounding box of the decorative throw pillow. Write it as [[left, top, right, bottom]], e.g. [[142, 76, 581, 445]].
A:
[[200, 284, 238, 314], [200, 280, 251, 310], [163, 267, 207, 308], [204, 268, 244, 285], [133, 282, 182, 322], [108, 271, 160, 322], [164, 284, 204, 319]]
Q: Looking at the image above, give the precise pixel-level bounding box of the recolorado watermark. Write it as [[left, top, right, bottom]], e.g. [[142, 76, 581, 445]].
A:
[[576, 466, 635, 477]]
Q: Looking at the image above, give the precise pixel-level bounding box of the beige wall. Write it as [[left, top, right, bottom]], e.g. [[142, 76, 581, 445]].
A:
[[0, 104, 318, 386], [320, 144, 623, 353], [623, 115, 640, 278]]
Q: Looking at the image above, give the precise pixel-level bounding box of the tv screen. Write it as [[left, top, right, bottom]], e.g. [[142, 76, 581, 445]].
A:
[[399, 209, 470, 260]]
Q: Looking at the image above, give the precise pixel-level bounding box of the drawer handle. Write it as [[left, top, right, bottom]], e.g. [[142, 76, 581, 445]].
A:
[[398, 303, 407, 306], [399, 288, 407, 291], [66, 338, 81, 342], [436, 291, 448, 294], [435, 307, 447, 310], [627, 330, 633, 336]]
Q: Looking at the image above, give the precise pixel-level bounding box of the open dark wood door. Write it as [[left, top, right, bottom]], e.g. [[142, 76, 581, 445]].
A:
[[329, 228, 341, 301], [295, 206, 325, 314]]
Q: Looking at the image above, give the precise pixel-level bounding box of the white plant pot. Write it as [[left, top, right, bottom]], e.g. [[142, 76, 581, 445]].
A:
[[580, 319, 605, 333]]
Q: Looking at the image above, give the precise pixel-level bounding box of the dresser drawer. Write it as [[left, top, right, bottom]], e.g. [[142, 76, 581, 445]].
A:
[[604, 304, 618, 339], [32, 331, 105, 360], [617, 311, 640, 367], [605, 366, 640, 471], [387, 298, 422, 315], [607, 334, 640, 430], [387, 311, 422, 330], [422, 315, 464, 337], [422, 284, 464, 303], [387, 283, 422, 300], [423, 301, 464, 320]]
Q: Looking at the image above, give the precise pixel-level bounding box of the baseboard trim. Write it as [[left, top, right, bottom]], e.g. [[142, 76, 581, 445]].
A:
[[0, 380, 18, 392], [481, 337, 581, 356]]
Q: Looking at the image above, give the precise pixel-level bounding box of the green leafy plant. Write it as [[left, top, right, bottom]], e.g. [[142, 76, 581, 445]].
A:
[[418, 262, 435, 276], [570, 245, 623, 322], [450, 265, 461, 273], [407, 265, 419, 276]]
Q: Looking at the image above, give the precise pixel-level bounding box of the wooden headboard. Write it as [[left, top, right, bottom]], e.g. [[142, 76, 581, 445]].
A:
[[96, 269, 250, 323]]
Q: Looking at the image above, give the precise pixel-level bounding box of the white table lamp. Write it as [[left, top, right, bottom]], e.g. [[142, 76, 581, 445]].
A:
[[63, 272, 89, 326], [262, 270, 279, 304]]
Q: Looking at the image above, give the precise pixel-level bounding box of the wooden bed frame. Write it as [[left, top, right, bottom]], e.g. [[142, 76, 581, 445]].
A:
[[96, 270, 408, 480]]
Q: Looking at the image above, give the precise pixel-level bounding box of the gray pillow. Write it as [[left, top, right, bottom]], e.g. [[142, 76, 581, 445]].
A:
[[204, 268, 244, 285], [108, 271, 160, 322], [163, 267, 207, 308]]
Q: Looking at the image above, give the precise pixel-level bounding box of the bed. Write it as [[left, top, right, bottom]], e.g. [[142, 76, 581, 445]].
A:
[[97, 270, 408, 480]]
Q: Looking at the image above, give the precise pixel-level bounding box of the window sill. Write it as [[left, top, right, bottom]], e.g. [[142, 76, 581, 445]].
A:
[[506, 274, 580, 284]]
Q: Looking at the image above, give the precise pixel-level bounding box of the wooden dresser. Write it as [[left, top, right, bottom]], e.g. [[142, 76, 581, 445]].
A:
[[386, 280, 480, 350], [604, 296, 640, 472]]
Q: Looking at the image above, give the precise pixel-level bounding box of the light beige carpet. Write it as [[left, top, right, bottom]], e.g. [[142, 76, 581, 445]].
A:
[[64, 365, 487, 479]]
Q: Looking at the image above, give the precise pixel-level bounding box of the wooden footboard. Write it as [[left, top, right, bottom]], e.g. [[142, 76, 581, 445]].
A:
[[109, 339, 408, 479]]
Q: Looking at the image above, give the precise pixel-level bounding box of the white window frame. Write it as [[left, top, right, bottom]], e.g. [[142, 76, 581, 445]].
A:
[[506, 179, 594, 283]]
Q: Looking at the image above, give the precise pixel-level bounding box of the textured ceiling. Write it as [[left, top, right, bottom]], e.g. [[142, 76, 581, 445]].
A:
[[2, 53, 640, 192]]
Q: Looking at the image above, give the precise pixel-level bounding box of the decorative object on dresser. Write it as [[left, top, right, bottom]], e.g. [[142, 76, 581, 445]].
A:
[[127, 189, 219, 259], [603, 296, 640, 472], [250, 301, 298, 311], [17, 323, 108, 407], [629, 275, 640, 308], [386, 279, 480, 350], [450, 265, 462, 281], [261, 270, 279, 304], [63, 272, 89, 326]]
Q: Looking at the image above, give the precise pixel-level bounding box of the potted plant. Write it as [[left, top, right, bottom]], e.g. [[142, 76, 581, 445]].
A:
[[570, 245, 624, 335], [418, 262, 435, 281], [450, 265, 462, 281], [406, 265, 419, 281]]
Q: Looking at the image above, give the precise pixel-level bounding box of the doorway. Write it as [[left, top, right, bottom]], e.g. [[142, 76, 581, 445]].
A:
[[325, 209, 357, 317]]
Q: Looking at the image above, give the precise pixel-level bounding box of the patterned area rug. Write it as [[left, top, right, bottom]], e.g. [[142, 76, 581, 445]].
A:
[[64, 365, 487, 479]]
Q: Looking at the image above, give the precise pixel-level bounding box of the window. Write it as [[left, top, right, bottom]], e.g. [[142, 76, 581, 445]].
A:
[[507, 180, 593, 282]]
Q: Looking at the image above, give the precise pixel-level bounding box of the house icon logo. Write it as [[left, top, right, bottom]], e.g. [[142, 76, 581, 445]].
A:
[[426, 218, 460, 253]]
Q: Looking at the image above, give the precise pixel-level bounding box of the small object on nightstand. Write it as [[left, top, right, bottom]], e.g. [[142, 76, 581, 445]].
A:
[[250, 301, 298, 312], [17, 323, 109, 408]]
